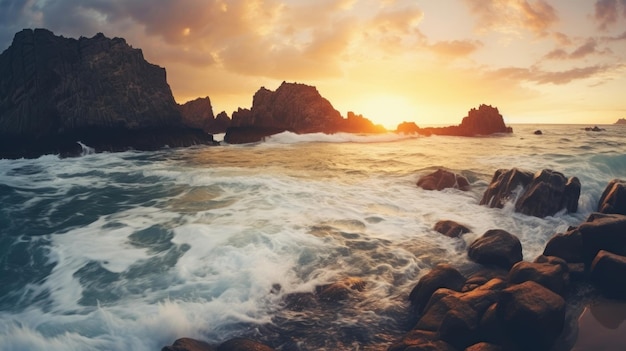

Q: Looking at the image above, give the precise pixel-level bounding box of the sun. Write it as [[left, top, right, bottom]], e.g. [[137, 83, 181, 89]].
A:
[[353, 94, 421, 130]]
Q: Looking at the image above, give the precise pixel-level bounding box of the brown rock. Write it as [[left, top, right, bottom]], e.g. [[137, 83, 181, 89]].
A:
[[409, 264, 466, 314], [415, 105, 513, 137], [434, 220, 471, 238], [496, 281, 565, 350], [579, 213, 626, 263], [514, 169, 580, 218], [468, 229, 523, 270], [217, 338, 274, 351], [598, 179, 626, 215], [162, 338, 216, 351], [417, 169, 470, 191], [590, 250, 626, 299], [543, 228, 584, 263], [508, 260, 569, 296], [465, 342, 503, 351], [480, 168, 534, 209]]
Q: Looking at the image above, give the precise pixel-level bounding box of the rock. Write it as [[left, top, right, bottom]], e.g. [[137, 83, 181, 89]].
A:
[[496, 281, 566, 351], [462, 269, 508, 292], [543, 228, 584, 263], [415, 104, 513, 137], [480, 168, 580, 218], [578, 213, 626, 263], [0, 29, 214, 158], [533, 130, 543, 135], [417, 169, 470, 191], [590, 250, 626, 299], [409, 264, 466, 314], [344, 111, 387, 133], [316, 277, 366, 302], [480, 168, 534, 209], [468, 229, 523, 270], [515, 169, 580, 217], [178, 98, 232, 134], [162, 338, 216, 351], [434, 220, 471, 238], [615, 118, 626, 125], [396, 121, 422, 135], [465, 342, 503, 351], [217, 338, 274, 351], [598, 179, 626, 215], [387, 330, 457, 351], [508, 259, 569, 296], [584, 126, 605, 132]]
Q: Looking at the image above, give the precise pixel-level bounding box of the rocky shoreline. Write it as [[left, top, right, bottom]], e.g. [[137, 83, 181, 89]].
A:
[[161, 173, 626, 351]]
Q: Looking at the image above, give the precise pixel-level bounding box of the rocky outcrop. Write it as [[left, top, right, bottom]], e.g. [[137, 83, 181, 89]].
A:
[[417, 169, 470, 191], [615, 118, 626, 125], [597, 179, 626, 215], [396, 105, 513, 137], [225, 82, 385, 143], [0, 29, 214, 158], [480, 168, 580, 218], [178, 97, 232, 134]]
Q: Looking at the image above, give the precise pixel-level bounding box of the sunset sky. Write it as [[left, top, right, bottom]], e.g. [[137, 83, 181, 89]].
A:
[[1, 0, 625, 128]]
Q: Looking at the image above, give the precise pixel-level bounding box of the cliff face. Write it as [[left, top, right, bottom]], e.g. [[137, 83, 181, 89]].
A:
[[0, 29, 213, 158], [178, 97, 231, 134], [231, 82, 344, 134]]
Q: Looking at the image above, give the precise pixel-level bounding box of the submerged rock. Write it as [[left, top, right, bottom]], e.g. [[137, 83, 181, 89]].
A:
[[417, 169, 470, 191], [162, 338, 215, 351], [433, 220, 471, 238]]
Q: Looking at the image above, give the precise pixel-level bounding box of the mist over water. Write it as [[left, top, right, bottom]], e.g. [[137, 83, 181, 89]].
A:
[[0, 124, 624, 351]]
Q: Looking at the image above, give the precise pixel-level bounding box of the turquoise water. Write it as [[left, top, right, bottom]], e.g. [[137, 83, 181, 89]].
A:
[[0, 124, 624, 350]]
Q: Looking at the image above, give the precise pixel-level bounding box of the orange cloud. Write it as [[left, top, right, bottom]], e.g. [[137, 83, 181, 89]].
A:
[[429, 39, 483, 57], [463, 0, 558, 37], [489, 64, 615, 85]]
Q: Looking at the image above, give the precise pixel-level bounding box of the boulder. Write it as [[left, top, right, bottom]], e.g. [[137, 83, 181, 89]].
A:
[[508, 259, 569, 296], [578, 213, 626, 263], [434, 220, 471, 238], [598, 179, 626, 215], [480, 168, 580, 218], [316, 277, 366, 302], [417, 169, 470, 191], [387, 329, 457, 351], [217, 338, 274, 351], [162, 338, 216, 351], [465, 342, 503, 351], [468, 230, 523, 270], [533, 130, 543, 135], [496, 281, 566, 351], [0, 29, 214, 158], [590, 250, 626, 299], [409, 264, 466, 314], [542, 228, 584, 263]]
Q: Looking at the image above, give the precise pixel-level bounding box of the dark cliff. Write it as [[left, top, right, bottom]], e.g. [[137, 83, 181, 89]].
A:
[[0, 29, 214, 158], [225, 82, 385, 143], [178, 97, 231, 134]]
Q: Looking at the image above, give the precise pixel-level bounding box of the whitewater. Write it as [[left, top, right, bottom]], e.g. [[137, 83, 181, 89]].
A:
[[0, 124, 625, 351]]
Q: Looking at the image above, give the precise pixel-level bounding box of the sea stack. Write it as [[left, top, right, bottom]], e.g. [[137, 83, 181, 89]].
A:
[[0, 28, 214, 158]]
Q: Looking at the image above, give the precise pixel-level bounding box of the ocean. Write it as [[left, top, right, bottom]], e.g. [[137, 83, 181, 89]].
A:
[[0, 124, 624, 351]]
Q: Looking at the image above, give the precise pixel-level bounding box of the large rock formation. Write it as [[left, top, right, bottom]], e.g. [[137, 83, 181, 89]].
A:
[[225, 82, 385, 143], [0, 28, 214, 158], [395, 105, 513, 137], [615, 118, 626, 125], [178, 97, 231, 134], [480, 168, 580, 218]]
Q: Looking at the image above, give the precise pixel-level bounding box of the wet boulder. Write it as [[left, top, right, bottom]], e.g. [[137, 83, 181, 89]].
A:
[[162, 338, 216, 351], [417, 169, 470, 191], [590, 250, 626, 299], [409, 264, 466, 314], [496, 281, 566, 351], [217, 338, 275, 351], [480, 168, 580, 218], [468, 230, 523, 270], [508, 259, 569, 296], [578, 213, 626, 263], [465, 342, 503, 351], [543, 228, 584, 263], [434, 220, 471, 238], [387, 329, 457, 351], [598, 179, 626, 215], [316, 277, 366, 302]]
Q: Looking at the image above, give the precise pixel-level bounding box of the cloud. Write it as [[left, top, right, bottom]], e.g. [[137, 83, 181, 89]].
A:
[[463, 0, 558, 37], [594, 0, 626, 30], [542, 38, 613, 61], [490, 64, 614, 85], [429, 39, 483, 57]]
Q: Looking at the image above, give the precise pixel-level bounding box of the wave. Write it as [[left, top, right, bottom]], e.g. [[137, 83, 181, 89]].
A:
[[262, 131, 420, 145]]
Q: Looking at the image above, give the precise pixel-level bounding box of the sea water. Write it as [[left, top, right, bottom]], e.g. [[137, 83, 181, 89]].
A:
[[0, 124, 624, 351]]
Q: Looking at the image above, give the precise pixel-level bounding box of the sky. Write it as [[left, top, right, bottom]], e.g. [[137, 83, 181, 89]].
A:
[[1, 0, 625, 128]]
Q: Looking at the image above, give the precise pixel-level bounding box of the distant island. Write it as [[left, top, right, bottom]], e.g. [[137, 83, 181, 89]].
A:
[[615, 118, 626, 125]]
